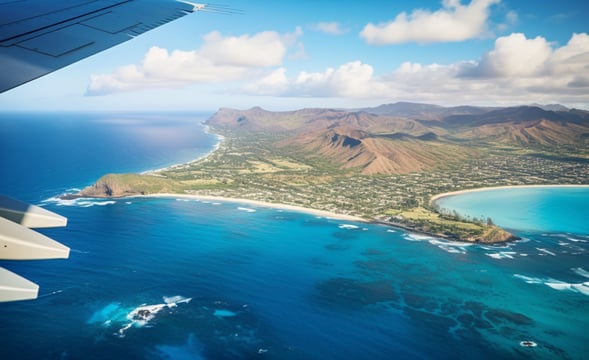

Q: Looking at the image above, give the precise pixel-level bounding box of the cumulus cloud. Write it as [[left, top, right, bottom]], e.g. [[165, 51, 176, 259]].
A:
[[244, 67, 290, 95], [86, 29, 301, 95], [243, 32, 589, 106], [197, 31, 287, 67], [387, 32, 589, 103], [469, 33, 552, 77], [311, 22, 347, 35], [245, 61, 386, 98], [360, 0, 499, 45]]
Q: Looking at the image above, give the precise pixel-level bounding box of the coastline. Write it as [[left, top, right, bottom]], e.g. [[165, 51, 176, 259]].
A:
[[141, 124, 225, 175], [429, 184, 589, 205], [144, 193, 368, 223]]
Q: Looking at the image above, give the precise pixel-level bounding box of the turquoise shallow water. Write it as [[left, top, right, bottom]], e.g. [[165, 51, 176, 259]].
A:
[[1, 113, 588, 359], [435, 186, 589, 235]]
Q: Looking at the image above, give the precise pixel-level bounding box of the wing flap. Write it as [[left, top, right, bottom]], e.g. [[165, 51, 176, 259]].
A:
[[0, 267, 39, 302], [0, 195, 67, 228], [0, 217, 70, 260]]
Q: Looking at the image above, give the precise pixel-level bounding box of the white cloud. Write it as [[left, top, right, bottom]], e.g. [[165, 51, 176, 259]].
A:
[[386, 32, 589, 104], [197, 31, 287, 67], [86, 29, 301, 95], [360, 0, 499, 45], [311, 22, 346, 35], [472, 33, 552, 77], [244, 67, 290, 95], [245, 61, 384, 98], [295, 61, 377, 97], [548, 33, 589, 76], [243, 32, 589, 107]]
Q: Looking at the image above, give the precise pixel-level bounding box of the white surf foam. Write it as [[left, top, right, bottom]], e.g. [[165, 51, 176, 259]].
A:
[[573, 267, 589, 279], [536, 248, 557, 256], [89, 295, 192, 337], [77, 200, 116, 208], [118, 295, 193, 337], [480, 244, 512, 251], [404, 234, 433, 242], [43, 196, 116, 208], [513, 274, 544, 284], [428, 239, 473, 254], [237, 207, 256, 213], [339, 224, 359, 230], [164, 295, 192, 306], [514, 274, 589, 297], [486, 252, 516, 260], [572, 283, 589, 296]]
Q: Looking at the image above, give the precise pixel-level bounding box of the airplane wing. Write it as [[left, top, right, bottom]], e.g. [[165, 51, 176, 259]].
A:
[[0, 0, 207, 301], [0, 196, 69, 301], [0, 0, 204, 93]]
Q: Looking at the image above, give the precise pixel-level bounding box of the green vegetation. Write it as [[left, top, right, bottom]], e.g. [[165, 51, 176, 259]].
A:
[[80, 127, 588, 243], [78, 104, 589, 243]]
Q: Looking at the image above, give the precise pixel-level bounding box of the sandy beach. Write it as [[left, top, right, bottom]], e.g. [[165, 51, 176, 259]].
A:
[[145, 193, 367, 222], [429, 184, 589, 205]]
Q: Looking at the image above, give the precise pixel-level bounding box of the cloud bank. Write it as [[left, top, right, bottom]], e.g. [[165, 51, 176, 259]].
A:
[[360, 0, 499, 45], [245, 32, 589, 105], [87, 24, 589, 107], [86, 29, 301, 95]]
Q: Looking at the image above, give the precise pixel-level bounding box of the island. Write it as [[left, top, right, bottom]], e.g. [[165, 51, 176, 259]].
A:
[[73, 102, 589, 243]]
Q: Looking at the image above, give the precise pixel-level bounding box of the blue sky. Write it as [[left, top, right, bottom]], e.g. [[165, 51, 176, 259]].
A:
[[1, 0, 588, 111]]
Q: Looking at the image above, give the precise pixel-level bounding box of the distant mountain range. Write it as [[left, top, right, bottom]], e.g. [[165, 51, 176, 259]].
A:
[[207, 102, 589, 175]]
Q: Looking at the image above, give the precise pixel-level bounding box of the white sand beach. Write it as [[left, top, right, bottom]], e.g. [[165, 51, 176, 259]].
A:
[[145, 193, 367, 222], [429, 184, 589, 205]]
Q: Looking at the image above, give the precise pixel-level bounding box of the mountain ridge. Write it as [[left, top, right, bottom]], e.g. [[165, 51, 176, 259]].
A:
[[207, 102, 589, 175]]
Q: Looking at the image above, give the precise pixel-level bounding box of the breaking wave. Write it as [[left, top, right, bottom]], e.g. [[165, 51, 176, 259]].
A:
[[42, 196, 116, 208], [514, 273, 589, 297], [87, 295, 192, 338]]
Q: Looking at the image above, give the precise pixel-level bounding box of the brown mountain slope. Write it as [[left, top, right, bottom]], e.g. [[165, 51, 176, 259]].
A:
[[280, 126, 464, 175], [206, 104, 588, 176], [208, 107, 434, 135], [454, 119, 589, 146], [208, 107, 349, 132], [442, 106, 589, 146]]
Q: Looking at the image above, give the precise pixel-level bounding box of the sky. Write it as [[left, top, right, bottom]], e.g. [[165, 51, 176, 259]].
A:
[[1, 0, 588, 111]]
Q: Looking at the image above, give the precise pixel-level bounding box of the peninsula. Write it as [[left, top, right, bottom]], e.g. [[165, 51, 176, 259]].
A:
[[75, 102, 589, 243]]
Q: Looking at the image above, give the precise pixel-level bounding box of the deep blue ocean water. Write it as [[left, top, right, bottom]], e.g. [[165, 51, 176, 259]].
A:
[[1, 112, 588, 359]]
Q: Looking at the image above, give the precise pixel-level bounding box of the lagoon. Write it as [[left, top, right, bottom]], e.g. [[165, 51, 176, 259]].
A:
[[434, 186, 589, 235]]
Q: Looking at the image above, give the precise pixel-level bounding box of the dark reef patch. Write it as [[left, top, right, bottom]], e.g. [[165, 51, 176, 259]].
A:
[[314, 277, 399, 308]]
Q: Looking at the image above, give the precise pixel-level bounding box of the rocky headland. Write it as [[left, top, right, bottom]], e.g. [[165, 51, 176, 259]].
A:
[[70, 102, 589, 243]]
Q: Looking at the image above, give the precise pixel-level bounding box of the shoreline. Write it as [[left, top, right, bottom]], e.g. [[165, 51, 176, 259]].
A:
[[429, 184, 589, 205], [143, 193, 368, 223], [141, 124, 224, 175]]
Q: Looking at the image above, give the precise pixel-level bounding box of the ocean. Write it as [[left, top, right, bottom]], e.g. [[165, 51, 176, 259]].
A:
[[0, 112, 588, 359]]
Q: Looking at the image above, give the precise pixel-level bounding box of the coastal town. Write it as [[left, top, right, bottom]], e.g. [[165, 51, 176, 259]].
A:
[[75, 104, 589, 243], [77, 114, 588, 243], [168, 133, 588, 218]]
